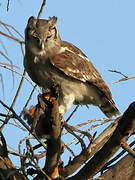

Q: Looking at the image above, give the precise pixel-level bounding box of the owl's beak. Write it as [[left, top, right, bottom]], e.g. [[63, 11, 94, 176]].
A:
[[39, 40, 45, 51], [41, 42, 45, 50]]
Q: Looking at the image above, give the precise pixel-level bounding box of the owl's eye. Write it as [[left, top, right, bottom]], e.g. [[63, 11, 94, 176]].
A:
[[47, 27, 56, 39], [32, 31, 40, 43], [47, 30, 52, 38]]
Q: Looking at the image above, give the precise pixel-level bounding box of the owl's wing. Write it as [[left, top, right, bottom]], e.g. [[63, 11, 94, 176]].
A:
[[50, 41, 113, 101]]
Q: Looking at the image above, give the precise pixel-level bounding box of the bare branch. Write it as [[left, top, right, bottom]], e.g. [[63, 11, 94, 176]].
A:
[[67, 102, 135, 180], [0, 66, 37, 90], [60, 119, 118, 178], [0, 19, 24, 40], [0, 39, 8, 55], [101, 141, 135, 173], [64, 122, 93, 143], [19, 85, 37, 117], [37, 0, 47, 19], [66, 105, 79, 123], [0, 73, 4, 98], [109, 70, 135, 84], [99, 149, 135, 180], [7, 0, 10, 11], [121, 141, 135, 158], [64, 122, 86, 150], [0, 62, 20, 69], [0, 100, 47, 150], [0, 31, 24, 44], [18, 136, 36, 154]]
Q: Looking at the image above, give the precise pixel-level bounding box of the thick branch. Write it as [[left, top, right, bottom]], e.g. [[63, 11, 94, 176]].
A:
[[44, 96, 61, 179], [0, 132, 28, 180], [67, 102, 135, 180], [25, 87, 61, 179], [60, 118, 119, 178], [99, 150, 135, 180]]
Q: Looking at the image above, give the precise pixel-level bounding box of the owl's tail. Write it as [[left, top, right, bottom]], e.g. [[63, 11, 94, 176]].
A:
[[99, 98, 120, 118]]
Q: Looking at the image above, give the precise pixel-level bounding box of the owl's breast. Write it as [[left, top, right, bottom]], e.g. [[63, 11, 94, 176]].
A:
[[24, 54, 56, 88]]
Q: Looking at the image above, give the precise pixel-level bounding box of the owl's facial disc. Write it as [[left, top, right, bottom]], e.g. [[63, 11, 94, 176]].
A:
[[31, 30, 53, 50], [26, 16, 58, 53]]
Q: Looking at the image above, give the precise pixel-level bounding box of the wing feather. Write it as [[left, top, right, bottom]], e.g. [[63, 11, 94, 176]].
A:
[[50, 41, 113, 101]]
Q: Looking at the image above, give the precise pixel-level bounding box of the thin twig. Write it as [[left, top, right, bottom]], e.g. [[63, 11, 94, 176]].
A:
[[0, 39, 8, 55], [112, 76, 135, 84], [20, 42, 25, 56], [75, 118, 113, 129], [0, 65, 36, 89], [12, 118, 26, 131], [64, 122, 93, 142], [7, 144, 18, 153], [0, 73, 4, 98], [86, 119, 112, 132], [0, 100, 47, 150], [109, 70, 128, 78], [109, 70, 135, 84], [37, 0, 47, 19], [0, 62, 20, 69], [0, 21, 14, 37], [63, 118, 112, 137], [0, 50, 15, 86], [19, 136, 35, 154], [19, 85, 37, 117], [0, 70, 26, 131], [0, 118, 26, 131], [0, 31, 24, 44], [7, 0, 10, 11], [66, 105, 79, 122], [63, 119, 113, 151], [64, 123, 86, 150], [34, 151, 46, 160], [0, 19, 24, 40], [63, 143, 76, 157]]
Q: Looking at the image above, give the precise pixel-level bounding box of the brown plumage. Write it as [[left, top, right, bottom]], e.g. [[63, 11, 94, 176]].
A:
[[24, 16, 120, 118]]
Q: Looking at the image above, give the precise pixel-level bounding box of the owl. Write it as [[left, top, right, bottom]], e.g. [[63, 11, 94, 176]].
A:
[[24, 16, 120, 118]]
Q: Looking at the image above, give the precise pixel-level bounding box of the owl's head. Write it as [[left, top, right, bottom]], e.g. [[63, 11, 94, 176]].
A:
[[25, 16, 61, 56]]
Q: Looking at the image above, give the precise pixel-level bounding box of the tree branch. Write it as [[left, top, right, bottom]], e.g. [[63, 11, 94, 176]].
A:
[[109, 70, 135, 84], [67, 102, 135, 180], [99, 149, 135, 180], [0, 132, 28, 179], [37, 0, 47, 19], [24, 87, 62, 179], [60, 118, 119, 178]]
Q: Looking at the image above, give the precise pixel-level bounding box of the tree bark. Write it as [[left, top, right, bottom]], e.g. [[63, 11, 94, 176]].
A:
[[99, 152, 135, 180], [67, 102, 135, 180]]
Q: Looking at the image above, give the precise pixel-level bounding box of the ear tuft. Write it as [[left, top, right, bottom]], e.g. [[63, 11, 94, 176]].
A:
[[28, 16, 35, 24], [48, 16, 57, 26]]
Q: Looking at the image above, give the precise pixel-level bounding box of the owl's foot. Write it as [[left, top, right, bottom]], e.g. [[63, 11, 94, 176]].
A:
[[29, 106, 37, 118], [50, 166, 59, 179]]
